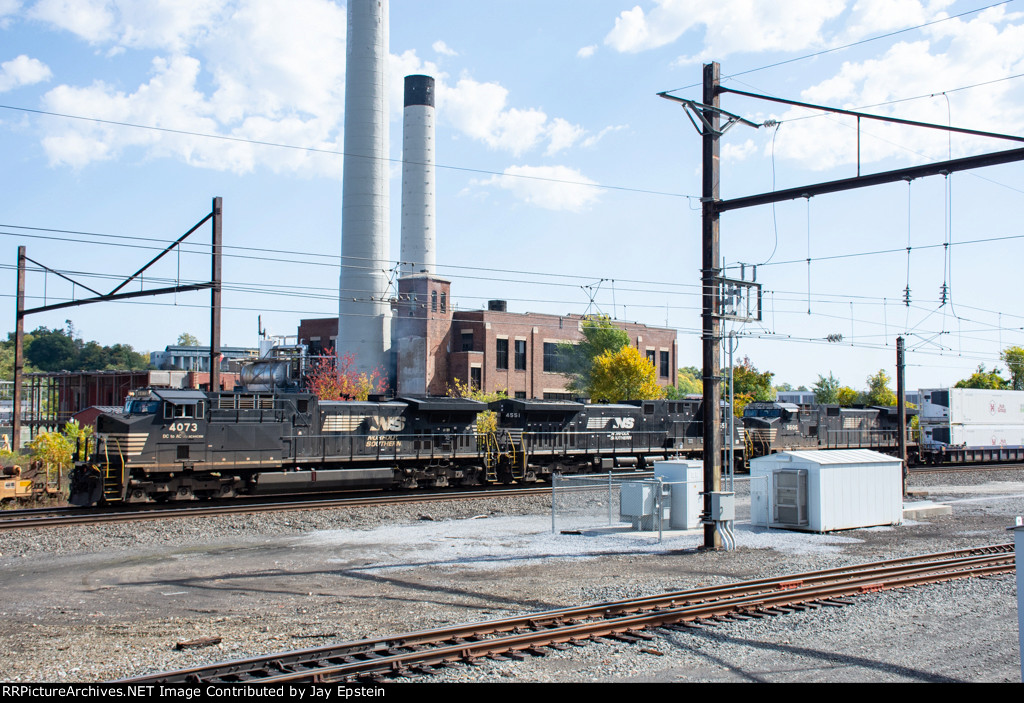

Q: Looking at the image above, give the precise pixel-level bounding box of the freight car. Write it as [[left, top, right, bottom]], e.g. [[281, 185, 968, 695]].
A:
[[916, 388, 1024, 464], [0, 464, 59, 503], [741, 401, 912, 461], [68, 386, 742, 507]]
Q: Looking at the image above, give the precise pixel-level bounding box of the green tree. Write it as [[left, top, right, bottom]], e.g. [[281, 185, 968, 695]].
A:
[[178, 332, 201, 347], [28, 430, 73, 485], [723, 357, 774, 417], [588, 345, 662, 403], [26, 326, 78, 371], [837, 386, 861, 407], [664, 365, 702, 399], [1001, 346, 1024, 390], [730, 357, 775, 401], [556, 315, 629, 395], [20, 324, 150, 372], [813, 372, 841, 404], [864, 369, 897, 406], [955, 364, 1009, 390], [447, 379, 509, 436]]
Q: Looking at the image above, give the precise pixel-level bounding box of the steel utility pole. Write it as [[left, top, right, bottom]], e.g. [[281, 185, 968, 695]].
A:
[[12, 246, 25, 450], [701, 62, 722, 550], [10, 201, 223, 446], [210, 197, 223, 393], [897, 335, 907, 494]]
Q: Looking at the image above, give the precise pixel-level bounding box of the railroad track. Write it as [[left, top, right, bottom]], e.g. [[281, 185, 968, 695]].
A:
[[908, 462, 1024, 474], [0, 486, 553, 531], [121, 543, 1015, 684]]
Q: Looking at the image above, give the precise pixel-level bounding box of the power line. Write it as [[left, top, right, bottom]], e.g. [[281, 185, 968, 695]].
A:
[[0, 104, 697, 202], [661, 1, 1016, 94]]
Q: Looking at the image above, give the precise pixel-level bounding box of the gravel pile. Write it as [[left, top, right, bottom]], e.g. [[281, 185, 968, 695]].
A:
[[0, 469, 1021, 683]]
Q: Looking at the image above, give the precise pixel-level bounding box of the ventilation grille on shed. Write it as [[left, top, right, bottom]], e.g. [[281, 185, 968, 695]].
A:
[[773, 469, 808, 526]]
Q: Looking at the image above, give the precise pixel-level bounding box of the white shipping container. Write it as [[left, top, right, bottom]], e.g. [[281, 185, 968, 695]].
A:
[[920, 422, 1024, 448], [919, 388, 1024, 425]]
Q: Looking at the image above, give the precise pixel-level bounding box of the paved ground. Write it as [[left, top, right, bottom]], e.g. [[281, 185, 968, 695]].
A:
[[0, 469, 1021, 683]]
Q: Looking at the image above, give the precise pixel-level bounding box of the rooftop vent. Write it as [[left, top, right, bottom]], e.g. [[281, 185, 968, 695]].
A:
[[488, 300, 507, 312]]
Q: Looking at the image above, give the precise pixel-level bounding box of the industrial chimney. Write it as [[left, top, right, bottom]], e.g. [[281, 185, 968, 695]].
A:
[[338, 0, 391, 376], [400, 74, 436, 276]]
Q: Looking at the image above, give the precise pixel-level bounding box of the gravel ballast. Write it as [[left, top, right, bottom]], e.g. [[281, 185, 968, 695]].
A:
[[0, 469, 1021, 683]]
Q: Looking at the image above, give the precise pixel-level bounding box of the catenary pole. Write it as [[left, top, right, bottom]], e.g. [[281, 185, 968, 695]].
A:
[[12, 246, 25, 450], [210, 197, 223, 393], [701, 62, 722, 550]]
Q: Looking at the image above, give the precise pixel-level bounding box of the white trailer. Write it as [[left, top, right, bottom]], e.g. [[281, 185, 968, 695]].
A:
[[919, 388, 1024, 425]]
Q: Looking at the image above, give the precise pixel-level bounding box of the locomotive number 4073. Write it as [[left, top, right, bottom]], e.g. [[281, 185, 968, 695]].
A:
[[168, 422, 199, 433]]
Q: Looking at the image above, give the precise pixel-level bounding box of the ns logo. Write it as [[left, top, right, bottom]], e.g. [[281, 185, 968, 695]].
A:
[[611, 417, 635, 429], [370, 415, 406, 432]]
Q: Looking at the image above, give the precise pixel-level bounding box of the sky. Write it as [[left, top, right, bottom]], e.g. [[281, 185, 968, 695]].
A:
[[1, 0, 1024, 393]]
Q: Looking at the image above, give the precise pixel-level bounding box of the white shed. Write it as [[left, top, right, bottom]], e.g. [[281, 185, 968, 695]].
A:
[[750, 449, 903, 533]]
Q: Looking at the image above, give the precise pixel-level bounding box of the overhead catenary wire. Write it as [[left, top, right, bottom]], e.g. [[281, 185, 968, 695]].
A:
[[0, 105, 697, 203], [660, 1, 1017, 94]]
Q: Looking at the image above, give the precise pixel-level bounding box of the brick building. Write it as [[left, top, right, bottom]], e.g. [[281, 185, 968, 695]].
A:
[[298, 274, 677, 399]]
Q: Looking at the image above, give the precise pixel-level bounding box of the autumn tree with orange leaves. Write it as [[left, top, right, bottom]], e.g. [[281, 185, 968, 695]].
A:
[[305, 346, 388, 401]]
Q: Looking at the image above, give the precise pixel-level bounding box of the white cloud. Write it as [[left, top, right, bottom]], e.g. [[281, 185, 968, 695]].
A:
[[723, 138, 757, 163], [577, 44, 597, 59], [41, 55, 219, 169], [545, 118, 585, 155], [0, 55, 52, 92], [29, 0, 117, 43], [432, 40, 457, 57], [771, 8, 1024, 170], [34, 0, 348, 174], [479, 165, 601, 212], [0, 0, 20, 28], [440, 76, 551, 155], [604, 0, 845, 60], [838, 0, 954, 41], [30, 0, 225, 51], [581, 124, 628, 148], [28, 1, 595, 173], [205, 0, 347, 121]]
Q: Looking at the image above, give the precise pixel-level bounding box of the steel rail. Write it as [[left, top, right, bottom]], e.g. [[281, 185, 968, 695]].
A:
[[0, 486, 553, 531], [122, 544, 1014, 684]]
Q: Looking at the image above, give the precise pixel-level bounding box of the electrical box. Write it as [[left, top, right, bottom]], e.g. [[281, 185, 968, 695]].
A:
[[709, 491, 735, 521]]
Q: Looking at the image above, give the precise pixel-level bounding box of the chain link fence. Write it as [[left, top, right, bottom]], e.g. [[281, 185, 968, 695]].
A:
[[551, 472, 763, 543]]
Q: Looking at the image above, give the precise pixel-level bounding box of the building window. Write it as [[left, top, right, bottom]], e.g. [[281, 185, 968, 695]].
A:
[[514, 340, 527, 370], [660, 351, 670, 378], [431, 290, 437, 312], [543, 342, 571, 373], [470, 366, 482, 391], [496, 339, 508, 370], [461, 332, 474, 352], [440, 292, 446, 313], [515, 391, 527, 399], [646, 349, 656, 367]]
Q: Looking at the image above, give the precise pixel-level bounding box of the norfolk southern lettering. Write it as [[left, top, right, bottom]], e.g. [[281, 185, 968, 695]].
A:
[[68, 387, 731, 506]]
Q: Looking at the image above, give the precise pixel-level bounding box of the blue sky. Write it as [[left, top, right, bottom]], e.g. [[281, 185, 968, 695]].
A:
[[1, 0, 1023, 392]]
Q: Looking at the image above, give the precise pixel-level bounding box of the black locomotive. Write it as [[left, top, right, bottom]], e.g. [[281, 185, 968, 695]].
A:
[[69, 385, 741, 507], [741, 401, 914, 459]]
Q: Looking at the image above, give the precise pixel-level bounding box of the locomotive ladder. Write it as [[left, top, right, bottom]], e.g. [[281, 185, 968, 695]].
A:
[[505, 429, 525, 480], [483, 433, 498, 483], [101, 441, 126, 502], [482, 429, 526, 483]]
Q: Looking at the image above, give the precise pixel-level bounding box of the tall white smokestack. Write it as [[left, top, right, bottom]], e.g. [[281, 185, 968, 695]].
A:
[[339, 0, 391, 376], [400, 74, 436, 276]]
